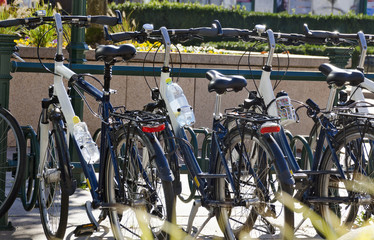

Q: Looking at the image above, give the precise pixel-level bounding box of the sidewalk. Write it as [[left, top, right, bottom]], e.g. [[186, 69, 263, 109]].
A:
[[0, 175, 321, 239]]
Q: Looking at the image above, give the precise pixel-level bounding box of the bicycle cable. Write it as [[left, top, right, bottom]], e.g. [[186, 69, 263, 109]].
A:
[[172, 43, 183, 83], [247, 41, 264, 101], [36, 23, 60, 76], [71, 83, 104, 122], [152, 42, 163, 88], [273, 43, 290, 91], [237, 41, 261, 96], [142, 41, 159, 92]]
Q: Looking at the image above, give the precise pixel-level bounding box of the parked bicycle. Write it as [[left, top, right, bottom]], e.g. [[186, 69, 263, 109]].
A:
[[105, 22, 295, 240], [1, 11, 175, 240], [0, 106, 26, 217], [293, 25, 374, 236], [228, 25, 374, 238]]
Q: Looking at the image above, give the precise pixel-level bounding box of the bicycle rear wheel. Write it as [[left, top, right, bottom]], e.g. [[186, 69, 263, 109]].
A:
[[316, 123, 374, 237], [105, 126, 175, 239], [38, 117, 69, 240], [216, 128, 293, 240], [0, 107, 26, 217]]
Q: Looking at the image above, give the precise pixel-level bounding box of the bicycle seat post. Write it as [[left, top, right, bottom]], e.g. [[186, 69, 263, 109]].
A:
[[213, 94, 222, 120], [103, 62, 113, 93]]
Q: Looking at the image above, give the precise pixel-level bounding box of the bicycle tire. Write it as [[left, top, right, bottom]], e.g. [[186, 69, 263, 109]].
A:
[[38, 117, 69, 240], [0, 107, 26, 217], [20, 126, 39, 211], [316, 123, 374, 238], [215, 127, 294, 240], [105, 126, 175, 239]]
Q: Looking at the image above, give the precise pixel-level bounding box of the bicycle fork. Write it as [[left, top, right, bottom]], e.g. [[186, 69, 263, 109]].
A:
[[38, 97, 76, 196]]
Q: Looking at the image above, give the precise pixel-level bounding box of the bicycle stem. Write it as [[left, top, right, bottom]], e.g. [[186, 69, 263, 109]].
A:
[[357, 31, 367, 71], [54, 13, 63, 56], [160, 27, 171, 67], [265, 29, 276, 67], [258, 29, 277, 116]]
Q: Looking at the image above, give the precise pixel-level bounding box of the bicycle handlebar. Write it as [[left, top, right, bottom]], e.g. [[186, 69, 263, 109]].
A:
[[303, 23, 374, 42], [0, 10, 121, 28]]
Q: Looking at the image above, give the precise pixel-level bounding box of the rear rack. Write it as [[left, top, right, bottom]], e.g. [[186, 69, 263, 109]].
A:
[[111, 110, 166, 124], [336, 112, 374, 120], [224, 108, 280, 124]]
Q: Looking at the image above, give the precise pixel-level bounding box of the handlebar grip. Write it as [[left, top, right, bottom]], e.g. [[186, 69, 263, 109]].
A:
[[108, 32, 137, 42], [307, 30, 339, 39], [90, 16, 120, 26], [0, 18, 25, 27], [189, 27, 219, 37], [306, 98, 320, 113], [221, 28, 253, 37]]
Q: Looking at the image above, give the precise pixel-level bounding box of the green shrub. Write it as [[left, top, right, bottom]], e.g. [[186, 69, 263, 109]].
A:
[[110, 1, 374, 34]]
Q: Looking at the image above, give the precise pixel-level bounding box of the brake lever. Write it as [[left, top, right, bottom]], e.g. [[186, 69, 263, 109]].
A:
[[114, 10, 122, 24], [211, 19, 222, 36]]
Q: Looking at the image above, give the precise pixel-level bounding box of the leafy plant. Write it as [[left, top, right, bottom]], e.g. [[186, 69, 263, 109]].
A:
[[0, 5, 21, 35]]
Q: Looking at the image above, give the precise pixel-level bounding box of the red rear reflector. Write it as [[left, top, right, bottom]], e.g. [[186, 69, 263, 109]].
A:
[[260, 123, 281, 134], [142, 124, 166, 133]]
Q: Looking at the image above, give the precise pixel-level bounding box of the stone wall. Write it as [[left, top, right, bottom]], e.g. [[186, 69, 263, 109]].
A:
[[9, 47, 330, 140]]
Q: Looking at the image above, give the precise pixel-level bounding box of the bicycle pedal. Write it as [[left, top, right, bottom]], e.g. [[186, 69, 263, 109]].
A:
[[73, 223, 97, 237]]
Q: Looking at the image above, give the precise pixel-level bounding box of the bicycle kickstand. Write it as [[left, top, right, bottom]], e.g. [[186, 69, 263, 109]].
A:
[[186, 199, 214, 239]]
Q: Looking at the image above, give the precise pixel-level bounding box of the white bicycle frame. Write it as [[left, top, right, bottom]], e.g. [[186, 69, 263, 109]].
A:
[[257, 29, 278, 117], [158, 27, 187, 136], [38, 13, 84, 178]]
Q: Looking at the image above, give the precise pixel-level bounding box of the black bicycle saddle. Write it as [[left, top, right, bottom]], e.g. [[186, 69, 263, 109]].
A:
[[95, 44, 136, 63], [206, 70, 247, 94]]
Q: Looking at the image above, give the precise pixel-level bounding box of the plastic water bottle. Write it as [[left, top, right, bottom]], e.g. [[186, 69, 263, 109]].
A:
[[165, 80, 195, 127], [72, 116, 100, 164], [275, 91, 296, 126]]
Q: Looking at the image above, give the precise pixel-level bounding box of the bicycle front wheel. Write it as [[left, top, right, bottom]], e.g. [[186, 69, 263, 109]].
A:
[[216, 128, 293, 240], [316, 123, 374, 237], [38, 117, 69, 240], [105, 127, 174, 239], [0, 107, 26, 217]]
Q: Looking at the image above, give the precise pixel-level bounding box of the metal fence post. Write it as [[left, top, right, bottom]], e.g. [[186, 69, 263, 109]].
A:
[[68, 0, 88, 183], [0, 34, 18, 230]]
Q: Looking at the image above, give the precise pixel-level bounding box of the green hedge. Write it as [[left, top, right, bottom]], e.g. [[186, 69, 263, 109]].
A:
[[110, 1, 374, 34]]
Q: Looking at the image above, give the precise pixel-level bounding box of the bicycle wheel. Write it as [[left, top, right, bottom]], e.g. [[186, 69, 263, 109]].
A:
[[20, 126, 39, 211], [0, 107, 26, 217], [215, 128, 294, 240], [38, 117, 69, 240], [105, 126, 175, 239], [316, 123, 374, 237]]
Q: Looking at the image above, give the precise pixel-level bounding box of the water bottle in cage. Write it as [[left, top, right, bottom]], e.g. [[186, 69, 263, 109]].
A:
[[72, 116, 100, 164], [275, 91, 297, 126], [165, 78, 195, 127]]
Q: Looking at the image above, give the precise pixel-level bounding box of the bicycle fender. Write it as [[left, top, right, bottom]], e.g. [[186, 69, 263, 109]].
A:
[[274, 128, 301, 172], [145, 132, 174, 182], [263, 133, 295, 186]]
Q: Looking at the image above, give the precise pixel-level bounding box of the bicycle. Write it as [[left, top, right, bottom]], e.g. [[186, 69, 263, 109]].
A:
[[0, 106, 26, 217], [226, 25, 374, 238], [1, 11, 175, 239], [291, 25, 374, 235], [105, 22, 295, 239]]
